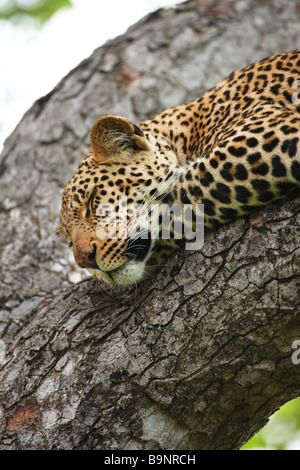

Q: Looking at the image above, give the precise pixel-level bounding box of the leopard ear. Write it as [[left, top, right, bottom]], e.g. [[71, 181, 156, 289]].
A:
[[90, 115, 149, 162]]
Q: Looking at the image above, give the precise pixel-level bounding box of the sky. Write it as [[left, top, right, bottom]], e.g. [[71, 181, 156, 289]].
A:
[[0, 0, 184, 150]]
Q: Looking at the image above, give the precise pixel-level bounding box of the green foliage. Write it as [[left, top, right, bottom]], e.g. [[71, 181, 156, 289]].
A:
[[0, 0, 73, 26], [242, 398, 300, 450]]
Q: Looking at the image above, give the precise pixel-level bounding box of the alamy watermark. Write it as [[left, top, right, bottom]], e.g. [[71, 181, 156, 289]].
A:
[[292, 80, 300, 105], [291, 340, 300, 365], [95, 196, 204, 251]]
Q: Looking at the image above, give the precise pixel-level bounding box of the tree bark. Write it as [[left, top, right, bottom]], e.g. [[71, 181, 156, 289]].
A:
[[0, 0, 300, 450]]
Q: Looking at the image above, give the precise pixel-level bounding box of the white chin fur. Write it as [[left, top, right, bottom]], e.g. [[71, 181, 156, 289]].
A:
[[87, 259, 146, 285], [111, 260, 146, 285]]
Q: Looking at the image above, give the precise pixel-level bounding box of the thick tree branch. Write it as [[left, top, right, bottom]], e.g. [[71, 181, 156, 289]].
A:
[[0, 0, 300, 450], [0, 198, 300, 449]]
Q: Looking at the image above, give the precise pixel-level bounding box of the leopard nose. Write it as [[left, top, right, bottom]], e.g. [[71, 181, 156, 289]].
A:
[[73, 242, 98, 269]]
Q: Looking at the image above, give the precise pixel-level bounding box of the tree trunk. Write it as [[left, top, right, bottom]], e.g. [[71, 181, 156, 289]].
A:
[[0, 0, 300, 450]]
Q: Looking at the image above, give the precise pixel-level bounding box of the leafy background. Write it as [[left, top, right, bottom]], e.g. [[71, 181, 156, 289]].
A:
[[1, 0, 299, 450], [0, 0, 72, 24]]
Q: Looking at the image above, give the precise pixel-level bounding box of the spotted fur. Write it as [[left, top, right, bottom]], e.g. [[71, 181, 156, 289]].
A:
[[60, 51, 300, 285]]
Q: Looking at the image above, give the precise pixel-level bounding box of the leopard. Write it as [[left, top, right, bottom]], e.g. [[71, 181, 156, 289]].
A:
[[59, 50, 300, 286]]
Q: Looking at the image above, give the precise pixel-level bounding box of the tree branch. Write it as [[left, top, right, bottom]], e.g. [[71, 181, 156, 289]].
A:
[[1, 197, 300, 450], [0, 0, 300, 450]]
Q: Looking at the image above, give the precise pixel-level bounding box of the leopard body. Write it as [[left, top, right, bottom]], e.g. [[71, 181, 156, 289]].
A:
[[60, 50, 300, 285]]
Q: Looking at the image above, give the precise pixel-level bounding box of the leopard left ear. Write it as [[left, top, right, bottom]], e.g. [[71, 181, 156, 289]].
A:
[[90, 115, 149, 162]]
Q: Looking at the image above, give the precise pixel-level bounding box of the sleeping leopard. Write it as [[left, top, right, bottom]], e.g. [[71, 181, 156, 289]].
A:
[[59, 50, 300, 285]]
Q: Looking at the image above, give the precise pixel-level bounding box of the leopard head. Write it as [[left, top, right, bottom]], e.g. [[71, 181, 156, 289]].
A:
[[59, 116, 178, 285]]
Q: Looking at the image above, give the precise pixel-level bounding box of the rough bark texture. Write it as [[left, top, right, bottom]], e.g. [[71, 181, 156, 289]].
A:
[[0, 0, 300, 450]]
